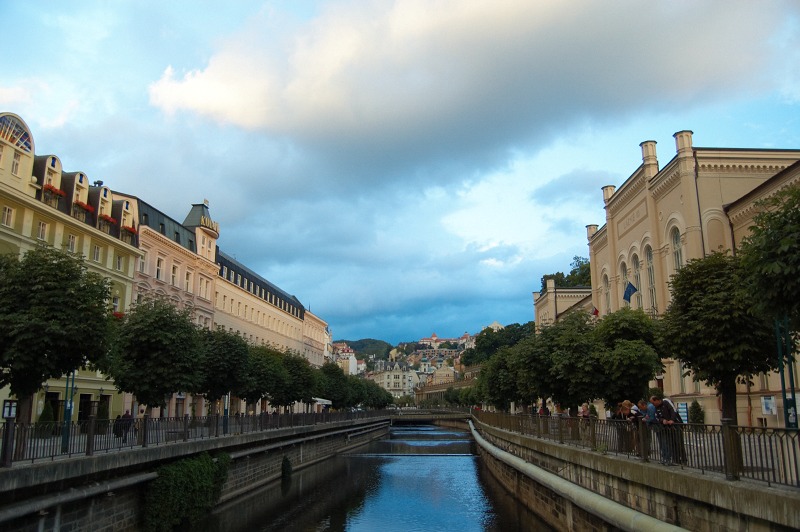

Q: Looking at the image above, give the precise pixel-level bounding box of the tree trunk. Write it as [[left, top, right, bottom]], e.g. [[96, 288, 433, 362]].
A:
[[12, 394, 34, 460], [718, 376, 743, 475], [718, 376, 739, 425]]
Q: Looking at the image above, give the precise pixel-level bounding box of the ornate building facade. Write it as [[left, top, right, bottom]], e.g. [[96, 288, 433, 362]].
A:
[[587, 130, 800, 426], [0, 112, 141, 422]]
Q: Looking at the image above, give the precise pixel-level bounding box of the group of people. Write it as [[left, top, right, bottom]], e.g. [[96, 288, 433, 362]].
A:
[[112, 410, 134, 442], [611, 395, 686, 465]]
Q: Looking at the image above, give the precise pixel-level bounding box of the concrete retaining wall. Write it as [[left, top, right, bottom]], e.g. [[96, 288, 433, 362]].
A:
[[473, 419, 800, 531], [0, 419, 389, 532]]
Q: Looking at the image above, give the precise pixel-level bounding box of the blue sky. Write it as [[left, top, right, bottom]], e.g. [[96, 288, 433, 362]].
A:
[[2, 1, 799, 344]]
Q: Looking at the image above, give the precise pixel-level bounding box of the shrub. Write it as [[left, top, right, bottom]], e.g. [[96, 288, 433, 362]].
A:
[[142, 452, 230, 532], [688, 400, 705, 424], [36, 401, 55, 437]]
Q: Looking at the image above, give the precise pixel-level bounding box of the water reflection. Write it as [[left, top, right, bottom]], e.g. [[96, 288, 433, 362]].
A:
[[201, 424, 551, 531]]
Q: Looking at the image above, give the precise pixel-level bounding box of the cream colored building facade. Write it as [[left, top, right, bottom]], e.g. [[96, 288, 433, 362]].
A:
[[302, 310, 330, 368], [532, 277, 593, 330], [0, 112, 141, 422], [370, 362, 420, 399], [587, 130, 800, 426]]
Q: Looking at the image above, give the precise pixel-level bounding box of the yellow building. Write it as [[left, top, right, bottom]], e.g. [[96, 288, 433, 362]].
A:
[[532, 277, 593, 331], [587, 130, 800, 426], [0, 112, 141, 422]]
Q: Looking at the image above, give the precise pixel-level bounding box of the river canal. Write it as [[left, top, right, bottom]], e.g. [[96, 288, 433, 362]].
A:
[[200, 424, 551, 531]]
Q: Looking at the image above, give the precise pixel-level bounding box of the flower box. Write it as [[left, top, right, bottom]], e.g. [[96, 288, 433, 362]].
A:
[[121, 225, 137, 235], [73, 201, 95, 213], [98, 214, 117, 225], [43, 183, 66, 197]]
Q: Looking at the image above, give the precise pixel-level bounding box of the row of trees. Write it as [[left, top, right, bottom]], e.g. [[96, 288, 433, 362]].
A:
[[473, 184, 800, 426], [0, 246, 392, 422], [475, 309, 662, 413]]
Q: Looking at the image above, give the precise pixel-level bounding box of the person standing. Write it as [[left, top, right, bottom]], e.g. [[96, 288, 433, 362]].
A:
[[654, 396, 681, 465], [121, 410, 133, 443]]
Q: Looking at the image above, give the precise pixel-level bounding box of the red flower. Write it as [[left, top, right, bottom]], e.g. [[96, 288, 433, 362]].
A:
[[99, 214, 118, 225], [73, 201, 95, 213], [43, 183, 66, 197], [112, 311, 125, 319], [122, 225, 138, 235]]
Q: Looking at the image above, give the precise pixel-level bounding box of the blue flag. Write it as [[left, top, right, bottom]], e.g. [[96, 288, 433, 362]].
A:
[[623, 282, 638, 303]]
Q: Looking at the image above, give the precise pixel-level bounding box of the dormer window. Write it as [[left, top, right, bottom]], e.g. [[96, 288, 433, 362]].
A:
[[102, 189, 107, 198], [125, 201, 130, 210], [50, 157, 56, 168]]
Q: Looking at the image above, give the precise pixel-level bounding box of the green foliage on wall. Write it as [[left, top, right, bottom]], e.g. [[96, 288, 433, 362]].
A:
[[143, 452, 231, 532]]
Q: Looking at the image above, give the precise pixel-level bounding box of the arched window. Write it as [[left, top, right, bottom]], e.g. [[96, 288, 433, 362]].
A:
[[631, 254, 642, 309], [603, 274, 610, 314], [672, 227, 683, 271], [645, 245, 657, 313], [621, 262, 629, 307]]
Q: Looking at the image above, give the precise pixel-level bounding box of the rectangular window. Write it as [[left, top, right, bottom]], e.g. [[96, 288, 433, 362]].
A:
[[171, 265, 178, 285], [1, 206, 13, 227], [92, 245, 101, 262], [116, 255, 124, 271], [67, 234, 76, 253], [156, 258, 164, 280], [185, 271, 192, 292], [112, 296, 120, 313], [139, 251, 147, 273], [37, 221, 47, 240], [11, 152, 21, 175]]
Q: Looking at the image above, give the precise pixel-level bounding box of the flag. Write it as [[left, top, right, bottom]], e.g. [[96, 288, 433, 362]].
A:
[[592, 307, 599, 316], [623, 282, 638, 303]]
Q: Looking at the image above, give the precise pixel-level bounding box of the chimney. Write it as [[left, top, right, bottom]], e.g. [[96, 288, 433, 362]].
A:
[[586, 224, 598, 240], [674, 130, 694, 157], [602, 185, 616, 204], [640, 140, 658, 177]]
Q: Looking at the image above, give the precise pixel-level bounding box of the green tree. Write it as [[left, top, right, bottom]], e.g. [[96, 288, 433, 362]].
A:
[[661, 252, 775, 424], [198, 327, 249, 404], [316, 363, 350, 410], [739, 184, 800, 330], [0, 246, 111, 422], [346, 375, 367, 408], [106, 297, 202, 409], [282, 353, 316, 409], [239, 345, 289, 409], [477, 346, 519, 411], [545, 312, 601, 410], [540, 256, 591, 291], [593, 308, 662, 407]]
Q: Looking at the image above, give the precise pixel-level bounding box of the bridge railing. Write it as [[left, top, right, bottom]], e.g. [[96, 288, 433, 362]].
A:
[[0, 410, 390, 466], [472, 410, 800, 488]]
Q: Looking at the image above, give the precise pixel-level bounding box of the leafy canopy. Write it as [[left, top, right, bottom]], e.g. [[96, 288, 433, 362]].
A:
[[660, 251, 775, 423], [739, 183, 800, 331], [0, 246, 111, 398], [106, 296, 202, 408]]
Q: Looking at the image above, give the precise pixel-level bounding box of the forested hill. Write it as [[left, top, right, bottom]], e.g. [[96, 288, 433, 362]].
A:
[[335, 338, 392, 359]]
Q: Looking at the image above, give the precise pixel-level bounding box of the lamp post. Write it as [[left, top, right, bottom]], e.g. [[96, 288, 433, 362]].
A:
[[776, 315, 798, 429], [61, 371, 77, 453]]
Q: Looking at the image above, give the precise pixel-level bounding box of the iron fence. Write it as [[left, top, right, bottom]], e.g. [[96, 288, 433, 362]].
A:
[[0, 410, 386, 466], [472, 410, 800, 488]]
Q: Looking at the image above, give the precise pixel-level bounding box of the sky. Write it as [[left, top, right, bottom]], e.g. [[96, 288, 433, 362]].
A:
[[2, 1, 799, 345]]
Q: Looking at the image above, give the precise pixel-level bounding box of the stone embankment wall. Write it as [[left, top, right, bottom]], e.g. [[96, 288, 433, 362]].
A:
[[0, 420, 389, 532], [472, 419, 800, 532]]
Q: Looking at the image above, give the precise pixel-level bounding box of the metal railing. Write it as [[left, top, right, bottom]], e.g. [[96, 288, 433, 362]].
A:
[[472, 410, 800, 488], [0, 410, 388, 467]]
